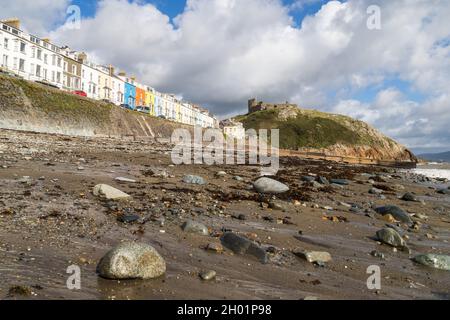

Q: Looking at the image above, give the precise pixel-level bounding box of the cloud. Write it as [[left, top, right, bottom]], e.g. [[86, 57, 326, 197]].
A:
[[0, 0, 70, 36], [4, 0, 450, 151]]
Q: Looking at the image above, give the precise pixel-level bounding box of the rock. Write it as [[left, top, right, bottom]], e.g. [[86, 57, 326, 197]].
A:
[[216, 171, 227, 177], [233, 176, 244, 181], [437, 189, 450, 195], [369, 187, 383, 195], [206, 243, 224, 253], [381, 214, 397, 223], [376, 228, 406, 248], [220, 232, 268, 264], [412, 254, 450, 271], [329, 179, 349, 186], [393, 184, 405, 191], [374, 205, 412, 224], [401, 192, 418, 202], [295, 251, 332, 264], [182, 220, 209, 235], [370, 250, 385, 259], [115, 177, 137, 183], [97, 242, 166, 280], [317, 176, 329, 185], [77, 166, 84, 171], [117, 214, 140, 224], [268, 201, 284, 211], [8, 285, 33, 296], [253, 177, 289, 194], [93, 184, 131, 200], [199, 270, 216, 281], [143, 167, 168, 178], [301, 176, 315, 182], [311, 181, 323, 189], [182, 175, 206, 185]]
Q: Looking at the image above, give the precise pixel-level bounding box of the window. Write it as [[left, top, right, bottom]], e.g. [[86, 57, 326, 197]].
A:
[[52, 71, 55, 82], [19, 59, 25, 72], [13, 57, 18, 70], [20, 42, 26, 53], [4, 38, 8, 50], [44, 54, 48, 64], [57, 72, 61, 83], [72, 65, 76, 74], [52, 55, 56, 66], [2, 54, 8, 67], [37, 49, 42, 60], [30, 64, 34, 75], [57, 57, 62, 68], [43, 68, 47, 80], [31, 47, 35, 58], [36, 65, 41, 77]]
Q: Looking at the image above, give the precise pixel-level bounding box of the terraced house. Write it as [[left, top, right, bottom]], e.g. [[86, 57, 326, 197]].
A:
[[0, 18, 64, 88], [0, 18, 218, 129]]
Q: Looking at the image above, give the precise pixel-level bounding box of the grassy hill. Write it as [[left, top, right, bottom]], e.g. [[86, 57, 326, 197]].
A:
[[234, 106, 416, 162]]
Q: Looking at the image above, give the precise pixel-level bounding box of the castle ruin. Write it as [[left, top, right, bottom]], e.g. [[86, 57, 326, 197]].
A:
[[248, 98, 298, 114]]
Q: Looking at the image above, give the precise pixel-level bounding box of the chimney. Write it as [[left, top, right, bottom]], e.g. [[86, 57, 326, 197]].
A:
[[118, 71, 126, 77], [42, 38, 51, 43], [108, 64, 115, 76], [2, 18, 20, 29], [77, 52, 87, 64]]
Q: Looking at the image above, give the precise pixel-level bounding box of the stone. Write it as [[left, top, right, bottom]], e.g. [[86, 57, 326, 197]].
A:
[[268, 201, 284, 211], [317, 176, 329, 185], [206, 243, 224, 253], [437, 189, 450, 195], [301, 176, 315, 182], [143, 167, 169, 178], [220, 232, 268, 264], [412, 254, 450, 271], [253, 177, 289, 194], [376, 228, 406, 248], [97, 242, 166, 280], [374, 205, 412, 224], [182, 220, 209, 236], [216, 171, 227, 177], [295, 251, 332, 264], [199, 270, 216, 281], [369, 187, 383, 195], [381, 214, 397, 223], [93, 184, 131, 200], [183, 175, 206, 185], [233, 176, 244, 181], [117, 214, 140, 224], [115, 177, 137, 183], [329, 179, 349, 186], [401, 192, 418, 202]]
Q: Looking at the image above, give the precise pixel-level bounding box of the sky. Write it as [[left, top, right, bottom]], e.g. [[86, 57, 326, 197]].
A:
[[0, 0, 449, 154]]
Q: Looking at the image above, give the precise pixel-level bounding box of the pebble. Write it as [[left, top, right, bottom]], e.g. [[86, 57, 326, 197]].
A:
[[294, 251, 332, 264], [182, 220, 209, 236], [183, 175, 206, 185], [199, 270, 216, 281], [93, 184, 131, 200], [115, 177, 137, 183], [376, 227, 406, 248]]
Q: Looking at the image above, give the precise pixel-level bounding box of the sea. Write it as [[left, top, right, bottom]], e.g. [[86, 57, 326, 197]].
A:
[[408, 162, 450, 180]]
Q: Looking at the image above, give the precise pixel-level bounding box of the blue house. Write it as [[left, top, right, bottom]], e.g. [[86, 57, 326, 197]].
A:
[[124, 81, 136, 109]]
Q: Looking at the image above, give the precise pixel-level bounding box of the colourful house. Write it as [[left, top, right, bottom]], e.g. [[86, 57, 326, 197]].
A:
[[135, 86, 145, 107], [145, 87, 155, 115], [117, 74, 136, 109]]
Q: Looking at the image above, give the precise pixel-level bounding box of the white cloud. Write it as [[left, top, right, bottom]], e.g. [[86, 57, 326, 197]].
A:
[[0, 0, 70, 36]]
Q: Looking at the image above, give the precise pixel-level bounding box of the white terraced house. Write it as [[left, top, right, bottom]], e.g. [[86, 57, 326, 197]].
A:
[[0, 18, 219, 129], [0, 19, 64, 88]]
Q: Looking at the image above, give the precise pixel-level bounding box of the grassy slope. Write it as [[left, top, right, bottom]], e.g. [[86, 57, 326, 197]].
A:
[[234, 108, 397, 150]]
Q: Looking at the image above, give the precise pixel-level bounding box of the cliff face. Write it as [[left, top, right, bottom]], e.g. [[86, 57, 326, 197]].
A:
[[235, 106, 417, 162], [0, 74, 191, 139]]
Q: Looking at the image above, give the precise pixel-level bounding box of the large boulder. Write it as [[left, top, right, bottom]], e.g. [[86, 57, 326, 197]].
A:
[[413, 254, 450, 271], [221, 232, 268, 264], [97, 242, 166, 280], [93, 184, 131, 200], [376, 228, 406, 248], [375, 205, 412, 224], [253, 177, 289, 194], [181, 220, 209, 236]]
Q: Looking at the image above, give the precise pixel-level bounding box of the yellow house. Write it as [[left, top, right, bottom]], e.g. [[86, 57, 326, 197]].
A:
[[175, 99, 182, 122], [145, 87, 156, 116]]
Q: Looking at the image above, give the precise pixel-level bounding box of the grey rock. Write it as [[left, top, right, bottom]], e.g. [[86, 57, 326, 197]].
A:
[[115, 177, 137, 183], [216, 171, 227, 177], [117, 214, 140, 224], [375, 205, 413, 224], [317, 176, 329, 185], [233, 176, 244, 181], [330, 179, 349, 185], [301, 176, 316, 182], [413, 254, 450, 271], [182, 220, 209, 235], [401, 192, 418, 202], [253, 177, 289, 194], [369, 187, 383, 195], [376, 228, 406, 248], [220, 232, 268, 264], [93, 184, 131, 200], [97, 242, 166, 280], [437, 189, 450, 195], [268, 201, 284, 211], [182, 175, 206, 185]]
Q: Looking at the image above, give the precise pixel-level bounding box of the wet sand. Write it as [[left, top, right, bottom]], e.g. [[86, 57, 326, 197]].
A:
[[0, 129, 449, 300]]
